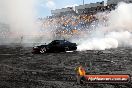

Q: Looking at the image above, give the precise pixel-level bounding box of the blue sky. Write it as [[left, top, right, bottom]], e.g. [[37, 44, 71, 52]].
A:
[[37, 0, 107, 17]]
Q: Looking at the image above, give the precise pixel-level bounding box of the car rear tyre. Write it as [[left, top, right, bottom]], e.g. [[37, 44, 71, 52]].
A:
[[40, 47, 46, 54]]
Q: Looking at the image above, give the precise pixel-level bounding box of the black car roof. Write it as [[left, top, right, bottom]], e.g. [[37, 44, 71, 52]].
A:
[[52, 40, 70, 43], [53, 40, 67, 42]]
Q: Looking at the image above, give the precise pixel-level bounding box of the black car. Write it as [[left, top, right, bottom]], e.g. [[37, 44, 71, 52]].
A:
[[32, 40, 77, 54]]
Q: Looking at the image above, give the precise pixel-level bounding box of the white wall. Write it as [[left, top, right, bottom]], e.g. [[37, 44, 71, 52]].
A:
[[75, 1, 104, 11], [51, 7, 73, 15]]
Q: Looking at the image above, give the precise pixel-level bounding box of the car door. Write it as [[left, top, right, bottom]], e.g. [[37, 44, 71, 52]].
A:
[[53, 41, 60, 51], [48, 41, 60, 51]]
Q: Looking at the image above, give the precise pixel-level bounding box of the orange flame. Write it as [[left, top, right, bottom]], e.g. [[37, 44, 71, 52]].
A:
[[78, 66, 86, 76]]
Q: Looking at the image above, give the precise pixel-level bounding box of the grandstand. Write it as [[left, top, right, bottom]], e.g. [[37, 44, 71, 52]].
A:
[[39, 0, 132, 40], [107, 0, 132, 5]]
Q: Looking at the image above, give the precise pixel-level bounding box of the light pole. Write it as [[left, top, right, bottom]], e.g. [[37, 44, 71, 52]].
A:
[[83, 0, 84, 5]]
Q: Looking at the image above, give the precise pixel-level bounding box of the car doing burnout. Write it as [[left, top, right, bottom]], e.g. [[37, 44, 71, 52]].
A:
[[32, 40, 77, 53]]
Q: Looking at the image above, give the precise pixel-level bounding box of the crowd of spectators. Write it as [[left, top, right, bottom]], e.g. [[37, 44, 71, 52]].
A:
[[39, 4, 115, 37]]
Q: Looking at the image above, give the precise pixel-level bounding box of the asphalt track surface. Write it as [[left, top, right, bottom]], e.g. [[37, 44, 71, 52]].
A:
[[0, 45, 132, 88]]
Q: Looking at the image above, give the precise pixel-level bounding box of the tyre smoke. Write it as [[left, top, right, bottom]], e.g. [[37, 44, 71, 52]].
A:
[[77, 2, 132, 51], [0, 0, 40, 45]]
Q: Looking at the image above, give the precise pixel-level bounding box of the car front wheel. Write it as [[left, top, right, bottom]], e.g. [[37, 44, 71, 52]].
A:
[[40, 47, 46, 54]]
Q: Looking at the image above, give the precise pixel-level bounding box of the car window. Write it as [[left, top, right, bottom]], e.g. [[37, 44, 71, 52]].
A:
[[64, 40, 70, 44], [48, 40, 71, 45], [55, 41, 60, 45], [59, 40, 64, 44], [51, 41, 60, 45]]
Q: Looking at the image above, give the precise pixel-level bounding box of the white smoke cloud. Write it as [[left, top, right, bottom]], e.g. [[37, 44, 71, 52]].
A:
[[77, 2, 132, 51], [0, 0, 40, 45], [46, 0, 56, 9], [77, 38, 118, 50]]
